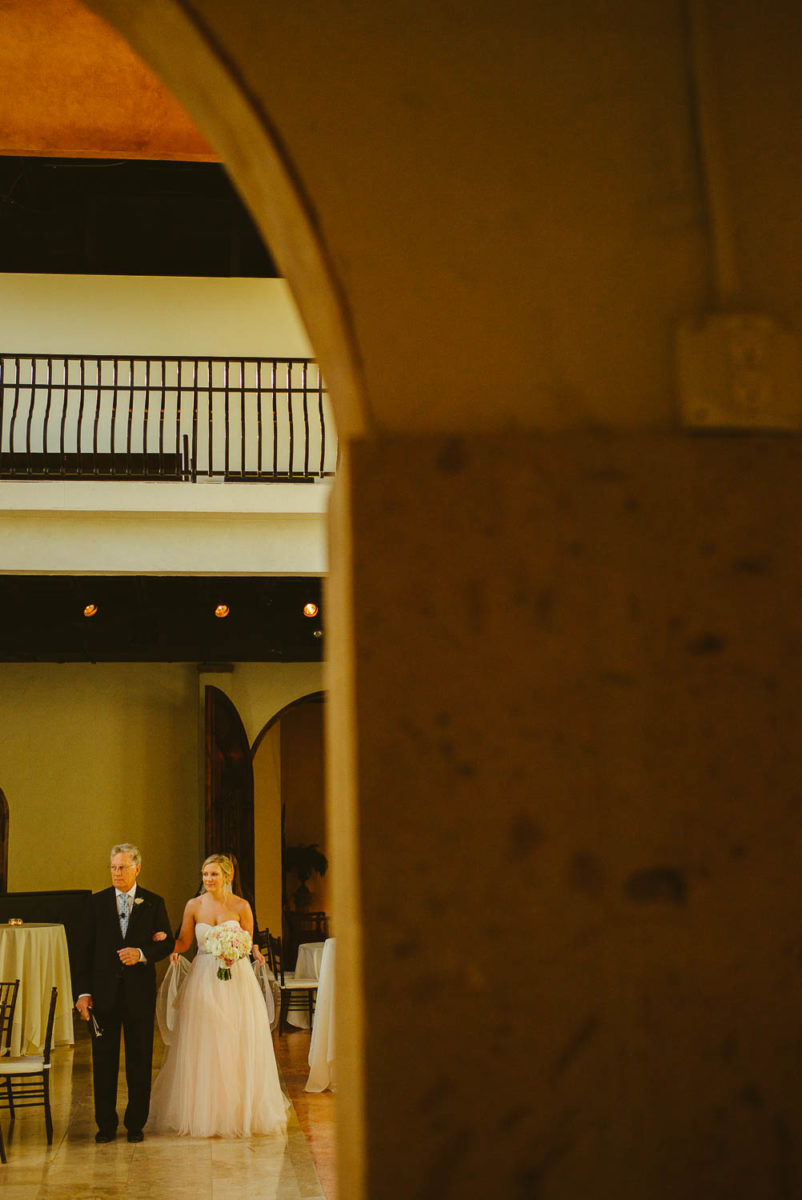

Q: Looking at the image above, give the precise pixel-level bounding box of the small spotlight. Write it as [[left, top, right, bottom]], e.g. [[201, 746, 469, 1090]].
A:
[[303, 602, 319, 618], [214, 604, 230, 619], [83, 603, 99, 619], [313, 629, 323, 639]]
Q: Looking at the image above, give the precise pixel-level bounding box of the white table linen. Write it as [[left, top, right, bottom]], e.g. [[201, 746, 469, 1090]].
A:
[[295, 941, 325, 981], [305, 937, 335, 1093], [284, 942, 324, 1029], [0, 922, 74, 1055]]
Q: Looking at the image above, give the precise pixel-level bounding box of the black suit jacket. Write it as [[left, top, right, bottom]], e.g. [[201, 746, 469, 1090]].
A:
[[74, 885, 174, 1013]]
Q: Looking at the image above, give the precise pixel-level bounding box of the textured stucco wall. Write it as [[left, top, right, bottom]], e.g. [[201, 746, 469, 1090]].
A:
[[332, 431, 802, 1198]]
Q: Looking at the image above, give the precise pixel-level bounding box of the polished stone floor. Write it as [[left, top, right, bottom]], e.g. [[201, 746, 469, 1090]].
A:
[[0, 1023, 335, 1199]]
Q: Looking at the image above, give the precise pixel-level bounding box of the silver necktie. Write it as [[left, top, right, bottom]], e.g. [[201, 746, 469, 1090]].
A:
[[119, 892, 131, 936]]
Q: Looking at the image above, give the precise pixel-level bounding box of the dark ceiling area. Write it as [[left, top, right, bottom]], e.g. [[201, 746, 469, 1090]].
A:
[[0, 576, 323, 662], [0, 157, 278, 277]]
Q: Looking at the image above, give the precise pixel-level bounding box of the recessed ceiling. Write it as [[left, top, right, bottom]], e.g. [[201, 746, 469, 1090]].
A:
[[0, 575, 323, 662], [0, 157, 278, 278]]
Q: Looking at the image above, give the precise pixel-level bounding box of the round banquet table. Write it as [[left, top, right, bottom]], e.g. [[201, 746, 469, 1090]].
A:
[[305, 937, 335, 1093], [286, 941, 325, 1029], [295, 941, 325, 981], [0, 922, 74, 1055]]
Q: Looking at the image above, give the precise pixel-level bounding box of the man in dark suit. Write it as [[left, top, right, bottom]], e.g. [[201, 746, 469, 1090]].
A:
[[75, 842, 174, 1143]]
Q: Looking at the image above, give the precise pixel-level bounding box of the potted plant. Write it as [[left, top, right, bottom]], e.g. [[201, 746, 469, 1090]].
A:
[[283, 842, 328, 909]]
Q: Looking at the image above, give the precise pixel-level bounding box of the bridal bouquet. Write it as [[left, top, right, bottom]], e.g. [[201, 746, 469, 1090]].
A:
[[204, 925, 252, 981]]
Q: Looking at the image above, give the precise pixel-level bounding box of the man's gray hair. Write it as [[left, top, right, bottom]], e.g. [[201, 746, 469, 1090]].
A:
[[110, 842, 142, 867]]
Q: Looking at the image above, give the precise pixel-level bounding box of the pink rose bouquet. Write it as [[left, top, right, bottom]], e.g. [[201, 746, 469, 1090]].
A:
[[204, 924, 252, 980]]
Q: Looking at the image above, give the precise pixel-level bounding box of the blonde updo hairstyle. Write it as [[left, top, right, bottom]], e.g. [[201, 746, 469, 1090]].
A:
[[202, 853, 236, 894]]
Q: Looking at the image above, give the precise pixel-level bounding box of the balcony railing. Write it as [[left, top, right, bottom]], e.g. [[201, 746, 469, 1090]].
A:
[[0, 354, 336, 481]]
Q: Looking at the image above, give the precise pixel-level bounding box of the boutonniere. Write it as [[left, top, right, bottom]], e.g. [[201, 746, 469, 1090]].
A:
[[134, 898, 144, 906]]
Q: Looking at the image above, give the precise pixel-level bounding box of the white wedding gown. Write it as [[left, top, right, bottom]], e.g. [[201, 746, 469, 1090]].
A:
[[149, 920, 289, 1138]]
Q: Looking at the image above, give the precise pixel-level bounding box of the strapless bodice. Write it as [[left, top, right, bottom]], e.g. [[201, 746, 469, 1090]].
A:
[[195, 919, 241, 954]]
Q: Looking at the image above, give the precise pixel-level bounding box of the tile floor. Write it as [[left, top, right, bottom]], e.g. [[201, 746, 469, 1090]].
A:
[[0, 1022, 336, 1200]]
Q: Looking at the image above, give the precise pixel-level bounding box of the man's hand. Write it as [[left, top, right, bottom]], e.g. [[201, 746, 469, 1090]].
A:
[[75, 995, 93, 1021], [117, 947, 143, 966], [152, 931, 167, 942]]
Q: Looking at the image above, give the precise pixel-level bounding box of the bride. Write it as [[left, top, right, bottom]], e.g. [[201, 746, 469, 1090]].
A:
[[148, 853, 288, 1138]]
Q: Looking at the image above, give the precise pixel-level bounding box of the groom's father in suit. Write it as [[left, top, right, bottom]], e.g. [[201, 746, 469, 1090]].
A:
[[75, 843, 174, 1143]]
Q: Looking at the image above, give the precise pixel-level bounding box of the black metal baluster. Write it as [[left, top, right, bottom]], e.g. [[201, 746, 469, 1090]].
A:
[[0, 357, 5, 465], [75, 359, 87, 475], [158, 357, 167, 476], [191, 359, 199, 481], [24, 357, 37, 475], [8, 358, 22, 475], [59, 358, 69, 475], [140, 358, 151, 478], [109, 358, 120, 474], [271, 360, 278, 479], [240, 358, 246, 477], [93, 358, 106, 475], [175, 358, 183, 478], [223, 359, 230, 478], [287, 362, 295, 478], [208, 359, 214, 477], [256, 360, 264, 478], [42, 357, 54, 475], [125, 355, 135, 475], [301, 359, 310, 478], [317, 367, 326, 477]]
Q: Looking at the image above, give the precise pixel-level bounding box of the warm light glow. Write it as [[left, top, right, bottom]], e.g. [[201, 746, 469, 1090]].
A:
[[214, 604, 230, 619], [303, 602, 319, 618], [83, 603, 98, 618]]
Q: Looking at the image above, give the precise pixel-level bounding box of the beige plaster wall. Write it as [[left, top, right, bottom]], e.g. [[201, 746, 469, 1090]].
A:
[[253, 720, 282, 934], [0, 662, 199, 928], [0, 660, 324, 932], [0, 273, 313, 359]]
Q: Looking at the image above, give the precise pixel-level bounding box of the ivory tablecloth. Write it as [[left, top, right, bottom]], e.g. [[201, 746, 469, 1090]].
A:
[[285, 941, 325, 1029], [305, 937, 335, 1093], [295, 941, 325, 981], [0, 923, 74, 1055]]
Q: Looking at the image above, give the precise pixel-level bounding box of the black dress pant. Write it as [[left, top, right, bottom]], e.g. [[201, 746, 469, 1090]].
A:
[[91, 988, 154, 1135]]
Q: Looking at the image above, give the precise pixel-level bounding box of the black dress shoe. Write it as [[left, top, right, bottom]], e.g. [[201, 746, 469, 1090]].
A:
[[127, 1130, 144, 1143], [95, 1130, 116, 1143]]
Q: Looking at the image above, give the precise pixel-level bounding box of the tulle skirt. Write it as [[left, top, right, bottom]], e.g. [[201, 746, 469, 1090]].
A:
[[149, 954, 289, 1138]]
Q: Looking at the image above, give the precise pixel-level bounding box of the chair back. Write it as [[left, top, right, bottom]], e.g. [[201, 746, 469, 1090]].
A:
[[0, 979, 20, 1055], [42, 987, 58, 1066], [267, 934, 286, 985]]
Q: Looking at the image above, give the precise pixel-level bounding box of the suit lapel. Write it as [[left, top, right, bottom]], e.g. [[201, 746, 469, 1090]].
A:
[[125, 889, 148, 944]]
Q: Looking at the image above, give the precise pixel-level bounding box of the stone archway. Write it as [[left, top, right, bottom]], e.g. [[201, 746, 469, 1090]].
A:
[[251, 692, 326, 947]]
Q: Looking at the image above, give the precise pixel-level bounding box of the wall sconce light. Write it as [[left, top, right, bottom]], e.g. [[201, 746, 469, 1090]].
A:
[[214, 604, 230, 619], [83, 603, 99, 618], [303, 602, 319, 618]]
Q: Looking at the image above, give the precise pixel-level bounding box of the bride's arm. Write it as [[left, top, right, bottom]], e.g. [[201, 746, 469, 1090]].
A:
[[239, 900, 265, 966], [169, 899, 198, 963]]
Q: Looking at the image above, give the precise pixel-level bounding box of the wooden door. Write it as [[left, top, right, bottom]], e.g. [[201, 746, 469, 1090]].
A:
[[0, 789, 8, 893], [204, 686, 256, 918]]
